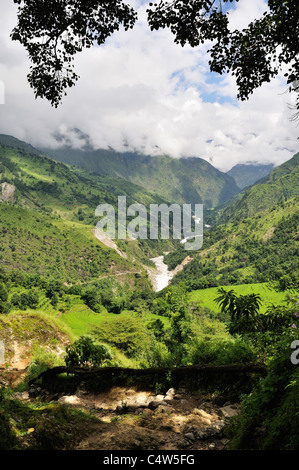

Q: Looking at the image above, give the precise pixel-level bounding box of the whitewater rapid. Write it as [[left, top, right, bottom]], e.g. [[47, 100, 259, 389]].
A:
[[150, 255, 173, 292]]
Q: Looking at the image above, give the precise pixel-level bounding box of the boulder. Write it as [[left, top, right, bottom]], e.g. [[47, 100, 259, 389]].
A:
[[58, 395, 81, 405], [219, 404, 241, 418]]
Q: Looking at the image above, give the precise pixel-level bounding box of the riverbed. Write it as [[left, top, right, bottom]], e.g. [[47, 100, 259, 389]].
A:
[[150, 255, 173, 292]]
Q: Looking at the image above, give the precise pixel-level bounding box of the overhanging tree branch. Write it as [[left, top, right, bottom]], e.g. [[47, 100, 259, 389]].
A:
[[10, 0, 299, 113]]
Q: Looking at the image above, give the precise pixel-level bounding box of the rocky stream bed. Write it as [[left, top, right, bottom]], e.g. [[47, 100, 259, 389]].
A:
[[15, 384, 240, 451]]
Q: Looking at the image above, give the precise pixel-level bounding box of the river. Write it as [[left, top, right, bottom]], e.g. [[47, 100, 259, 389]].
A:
[[150, 255, 173, 292]]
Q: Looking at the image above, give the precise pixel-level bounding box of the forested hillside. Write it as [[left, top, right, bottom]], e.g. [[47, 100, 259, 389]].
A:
[[169, 196, 298, 290], [0, 141, 181, 278], [40, 142, 240, 207], [218, 153, 299, 222]]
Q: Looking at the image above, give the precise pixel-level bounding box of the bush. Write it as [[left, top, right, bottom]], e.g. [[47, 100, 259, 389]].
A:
[[188, 338, 255, 365], [0, 300, 10, 314], [141, 341, 172, 367], [226, 352, 299, 450], [93, 317, 151, 358], [0, 409, 18, 450], [65, 336, 114, 368], [11, 289, 39, 310]]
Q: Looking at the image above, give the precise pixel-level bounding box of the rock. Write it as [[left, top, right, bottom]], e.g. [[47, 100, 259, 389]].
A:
[[134, 396, 151, 408], [212, 421, 225, 430], [156, 404, 171, 413], [199, 401, 213, 411], [160, 400, 171, 406], [192, 408, 214, 425], [29, 386, 41, 397], [148, 398, 169, 409], [219, 404, 241, 418], [180, 399, 189, 405], [155, 394, 165, 401], [178, 439, 190, 449], [165, 388, 176, 400], [142, 408, 154, 417], [197, 426, 223, 440], [0, 182, 16, 203], [14, 391, 29, 400], [185, 432, 196, 442], [193, 408, 213, 420], [148, 400, 158, 410], [58, 395, 81, 405], [131, 440, 143, 449]]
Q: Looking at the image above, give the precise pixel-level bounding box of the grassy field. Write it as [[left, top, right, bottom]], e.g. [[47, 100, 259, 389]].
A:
[[60, 306, 169, 338], [188, 282, 296, 313]]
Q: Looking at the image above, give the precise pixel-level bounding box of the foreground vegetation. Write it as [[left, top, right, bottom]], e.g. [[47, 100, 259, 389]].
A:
[[0, 274, 297, 450], [0, 139, 298, 450]]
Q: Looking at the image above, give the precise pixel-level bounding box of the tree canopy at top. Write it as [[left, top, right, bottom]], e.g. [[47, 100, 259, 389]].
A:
[[11, 0, 299, 109]]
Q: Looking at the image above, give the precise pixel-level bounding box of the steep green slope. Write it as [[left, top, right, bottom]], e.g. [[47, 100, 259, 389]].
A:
[[219, 153, 299, 222], [0, 142, 168, 220], [39, 145, 240, 207], [168, 153, 299, 291], [0, 140, 181, 278], [172, 198, 298, 290], [0, 202, 133, 282], [0, 134, 41, 156]]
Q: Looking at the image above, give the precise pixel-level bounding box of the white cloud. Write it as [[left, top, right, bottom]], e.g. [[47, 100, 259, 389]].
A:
[[0, 0, 297, 172], [227, 0, 269, 30]]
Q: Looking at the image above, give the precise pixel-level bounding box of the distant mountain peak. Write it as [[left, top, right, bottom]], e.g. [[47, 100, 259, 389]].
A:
[[227, 162, 275, 189]]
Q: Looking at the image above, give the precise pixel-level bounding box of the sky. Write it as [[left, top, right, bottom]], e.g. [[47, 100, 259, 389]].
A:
[[0, 0, 298, 172]]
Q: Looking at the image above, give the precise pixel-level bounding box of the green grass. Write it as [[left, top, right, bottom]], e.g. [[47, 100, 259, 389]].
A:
[[60, 305, 169, 338], [60, 305, 111, 337], [188, 282, 295, 313]]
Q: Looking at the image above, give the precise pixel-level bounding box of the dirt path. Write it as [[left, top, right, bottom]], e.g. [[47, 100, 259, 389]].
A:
[[2, 353, 240, 451], [54, 386, 239, 451]]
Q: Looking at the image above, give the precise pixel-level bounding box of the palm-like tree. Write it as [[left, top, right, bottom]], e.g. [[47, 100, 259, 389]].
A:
[[215, 288, 263, 331]]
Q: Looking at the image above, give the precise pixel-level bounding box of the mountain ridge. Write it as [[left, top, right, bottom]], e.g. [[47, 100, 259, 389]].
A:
[[217, 152, 299, 223], [38, 144, 240, 208]]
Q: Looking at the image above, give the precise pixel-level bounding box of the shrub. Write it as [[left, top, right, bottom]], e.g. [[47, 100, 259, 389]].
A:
[[65, 336, 113, 368], [188, 338, 255, 365], [226, 352, 299, 450], [93, 317, 151, 358]]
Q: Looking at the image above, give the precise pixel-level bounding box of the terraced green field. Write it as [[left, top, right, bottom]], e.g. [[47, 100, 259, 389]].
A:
[[188, 282, 296, 313]]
